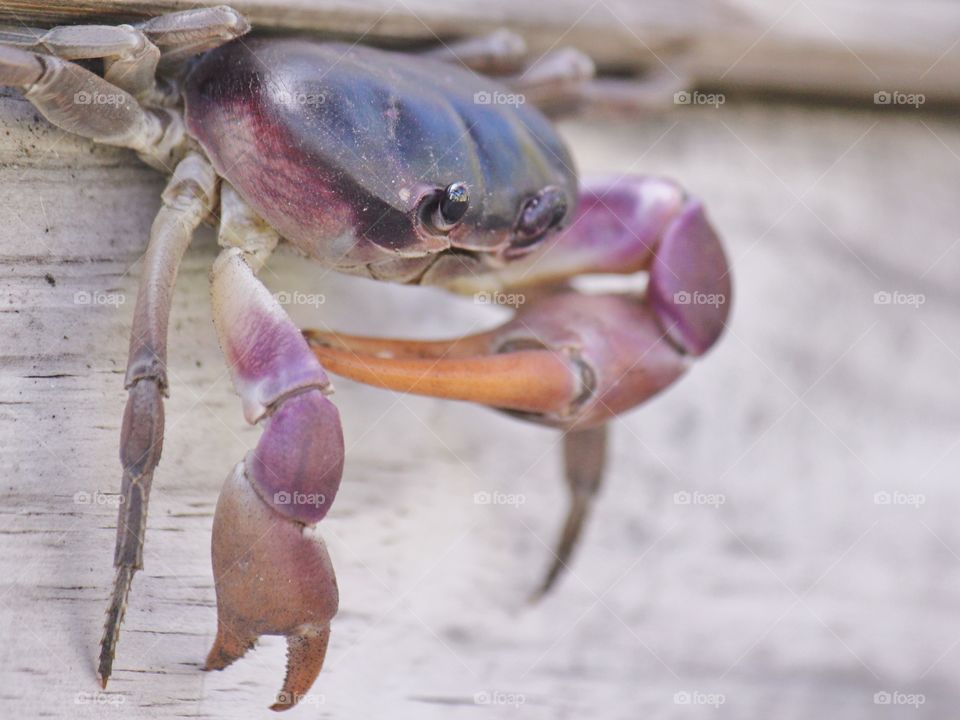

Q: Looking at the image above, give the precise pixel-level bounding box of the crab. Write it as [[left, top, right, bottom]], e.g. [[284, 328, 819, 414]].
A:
[[0, 5, 731, 711]]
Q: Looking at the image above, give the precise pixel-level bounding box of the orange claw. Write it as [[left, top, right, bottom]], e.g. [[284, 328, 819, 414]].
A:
[[307, 340, 580, 416], [205, 461, 339, 711]]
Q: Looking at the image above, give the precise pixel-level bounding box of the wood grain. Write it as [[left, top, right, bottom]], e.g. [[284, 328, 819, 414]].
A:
[[0, 0, 954, 103]]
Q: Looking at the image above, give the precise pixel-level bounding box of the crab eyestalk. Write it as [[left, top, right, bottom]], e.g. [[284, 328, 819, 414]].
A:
[[206, 248, 344, 710]]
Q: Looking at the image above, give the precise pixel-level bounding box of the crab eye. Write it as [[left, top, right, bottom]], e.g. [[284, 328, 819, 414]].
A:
[[419, 182, 469, 234], [439, 182, 469, 226], [514, 186, 568, 248]]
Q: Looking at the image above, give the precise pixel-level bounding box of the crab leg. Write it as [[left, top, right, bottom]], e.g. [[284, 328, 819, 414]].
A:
[[98, 153, 217, 687], [0, 22, 162, 98], [206, 247, 343, 711], [535, 424, 608, 599], [420, 28, 528, 74], [136, 5, 250, 71], [0, 44, 171, 152], [0, 6, 248, 98], [0, 8, 248, 165]]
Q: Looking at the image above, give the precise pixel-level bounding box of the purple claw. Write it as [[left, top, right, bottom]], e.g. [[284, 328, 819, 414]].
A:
[[250, 390, 343, 524], [647, 199, 731, 356], [207, 248, 345, 709], [490, 291, 689, 428]]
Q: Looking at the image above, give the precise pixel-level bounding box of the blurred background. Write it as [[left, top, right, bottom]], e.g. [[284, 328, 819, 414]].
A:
[[0, 1, 957, 718]]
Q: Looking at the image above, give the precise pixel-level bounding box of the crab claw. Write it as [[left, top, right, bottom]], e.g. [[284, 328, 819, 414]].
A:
[[205, 460, 338, 711], [306, 291, 690, 430], [206, 248, 344, 710], [303, 178, 731, 429], [302, 176, 730, 595]]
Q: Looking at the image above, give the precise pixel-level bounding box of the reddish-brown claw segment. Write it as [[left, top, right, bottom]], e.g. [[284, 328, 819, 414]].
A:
[[208, 248, 344, 709], [204, 462, 338, 712]]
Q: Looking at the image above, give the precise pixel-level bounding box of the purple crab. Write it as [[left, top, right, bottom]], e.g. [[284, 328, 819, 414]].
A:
[[0, 6, 730, 710]]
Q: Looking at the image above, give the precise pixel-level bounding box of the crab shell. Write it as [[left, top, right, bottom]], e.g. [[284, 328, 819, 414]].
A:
[[183, 38, 578, 283]]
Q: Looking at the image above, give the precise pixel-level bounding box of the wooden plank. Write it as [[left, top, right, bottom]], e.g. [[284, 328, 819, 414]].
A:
[[0, 0, 955, 103], [0, 0, 731, 66]]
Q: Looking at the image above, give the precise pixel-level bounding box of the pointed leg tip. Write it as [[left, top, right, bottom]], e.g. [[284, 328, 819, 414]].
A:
[[531, 564, 564, 603], [97, 644, 116, 688]]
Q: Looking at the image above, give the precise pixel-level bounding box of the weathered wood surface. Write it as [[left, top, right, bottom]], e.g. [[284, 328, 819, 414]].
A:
[[0, 0, 956, 103], [2, 41, 960, 720]]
